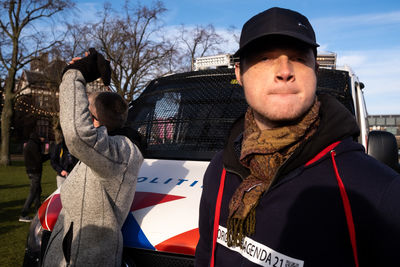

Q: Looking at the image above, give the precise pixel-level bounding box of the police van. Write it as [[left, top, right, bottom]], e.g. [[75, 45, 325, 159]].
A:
[[23, 54, 399, 266]]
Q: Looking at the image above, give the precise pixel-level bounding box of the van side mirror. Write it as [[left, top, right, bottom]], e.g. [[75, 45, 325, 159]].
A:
[[367, 130, 400, 173]]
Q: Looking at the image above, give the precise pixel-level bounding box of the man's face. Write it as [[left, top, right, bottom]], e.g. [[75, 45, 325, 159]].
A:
[[235, 37, 318, 130]]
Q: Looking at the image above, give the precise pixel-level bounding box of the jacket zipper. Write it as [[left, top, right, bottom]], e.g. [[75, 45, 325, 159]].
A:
[[329, 148, 359, 267]]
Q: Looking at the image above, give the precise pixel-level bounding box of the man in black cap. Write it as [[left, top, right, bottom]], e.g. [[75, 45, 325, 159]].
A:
[[195, 7, 400, 267]]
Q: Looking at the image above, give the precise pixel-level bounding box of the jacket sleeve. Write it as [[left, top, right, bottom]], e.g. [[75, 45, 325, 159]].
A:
[[50, 144, 63, 175], [195, 152, 224, 267], [59, 69, 142, 179]]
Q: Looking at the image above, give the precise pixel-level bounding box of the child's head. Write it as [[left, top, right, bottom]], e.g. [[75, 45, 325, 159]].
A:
[[88, 92, 128, 131]]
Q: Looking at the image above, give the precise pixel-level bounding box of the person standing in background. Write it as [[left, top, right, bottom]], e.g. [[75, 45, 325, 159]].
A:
[[19, 131, 50, 222], [50, 119, 78, 188]]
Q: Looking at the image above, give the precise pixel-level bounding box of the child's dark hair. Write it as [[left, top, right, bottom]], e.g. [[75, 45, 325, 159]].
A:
[[94, 92, 128, 131]]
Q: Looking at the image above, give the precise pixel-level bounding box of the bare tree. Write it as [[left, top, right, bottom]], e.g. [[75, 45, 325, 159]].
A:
[[0, 0, 74, 166], [178, 24, 226, 71], [53, 22, 93, 61], [0, 76, 4, 118], [227, 25, 240, 48], [91, 1, 176, 102]]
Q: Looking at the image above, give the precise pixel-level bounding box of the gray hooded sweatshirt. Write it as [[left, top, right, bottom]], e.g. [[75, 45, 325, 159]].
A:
[[42, 70, 143, 266]]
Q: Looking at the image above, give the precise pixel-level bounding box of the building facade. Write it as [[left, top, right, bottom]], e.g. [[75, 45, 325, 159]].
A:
[[368, 114, 400, 147]]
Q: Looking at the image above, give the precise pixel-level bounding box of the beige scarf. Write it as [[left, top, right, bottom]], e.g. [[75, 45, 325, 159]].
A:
[[226, 100, 321, 247]]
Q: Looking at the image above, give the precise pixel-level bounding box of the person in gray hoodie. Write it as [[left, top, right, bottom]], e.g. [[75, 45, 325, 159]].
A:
[[42, 48, 143, 267]]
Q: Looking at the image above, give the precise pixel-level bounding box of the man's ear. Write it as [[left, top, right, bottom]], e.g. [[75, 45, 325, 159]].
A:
[[234, 63, 243, 86]]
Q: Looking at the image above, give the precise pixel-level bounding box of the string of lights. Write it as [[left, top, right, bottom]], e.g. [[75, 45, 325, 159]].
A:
[[8, 97, 59, 117]]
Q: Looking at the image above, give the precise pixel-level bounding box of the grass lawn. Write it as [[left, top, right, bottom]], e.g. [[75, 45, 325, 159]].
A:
[[0, 159, 57, 267]]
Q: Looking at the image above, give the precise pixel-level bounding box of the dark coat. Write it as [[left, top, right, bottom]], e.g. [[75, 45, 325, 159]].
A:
[[50, 141, 78, 177], [23, 132, 49, 174], [195, 95, 400, 267]]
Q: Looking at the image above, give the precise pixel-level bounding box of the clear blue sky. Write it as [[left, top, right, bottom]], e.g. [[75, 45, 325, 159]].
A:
[[76, 0, 400, 115]]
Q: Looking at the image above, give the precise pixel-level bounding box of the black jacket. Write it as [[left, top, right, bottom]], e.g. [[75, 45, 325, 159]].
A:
[[23, 132, 49, 174], [50, 141, 78, 177], [195, 95, 400, 267]]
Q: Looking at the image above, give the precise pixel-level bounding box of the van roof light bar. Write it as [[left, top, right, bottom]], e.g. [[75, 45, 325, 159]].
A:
[[193, 54, 235, 71], [317, 53, 337, 69]]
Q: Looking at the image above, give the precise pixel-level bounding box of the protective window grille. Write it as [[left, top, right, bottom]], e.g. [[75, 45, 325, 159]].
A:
[[128, 69, 247, 160], [128, 68, 354, 160], [316, 68, 355, 114]]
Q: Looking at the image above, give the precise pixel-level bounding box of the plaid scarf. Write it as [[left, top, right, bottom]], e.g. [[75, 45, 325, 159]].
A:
[[226, 99, 321, 247]]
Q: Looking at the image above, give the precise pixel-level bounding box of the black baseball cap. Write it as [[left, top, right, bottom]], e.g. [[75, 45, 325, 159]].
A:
[[234, 7, 319, 57]]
